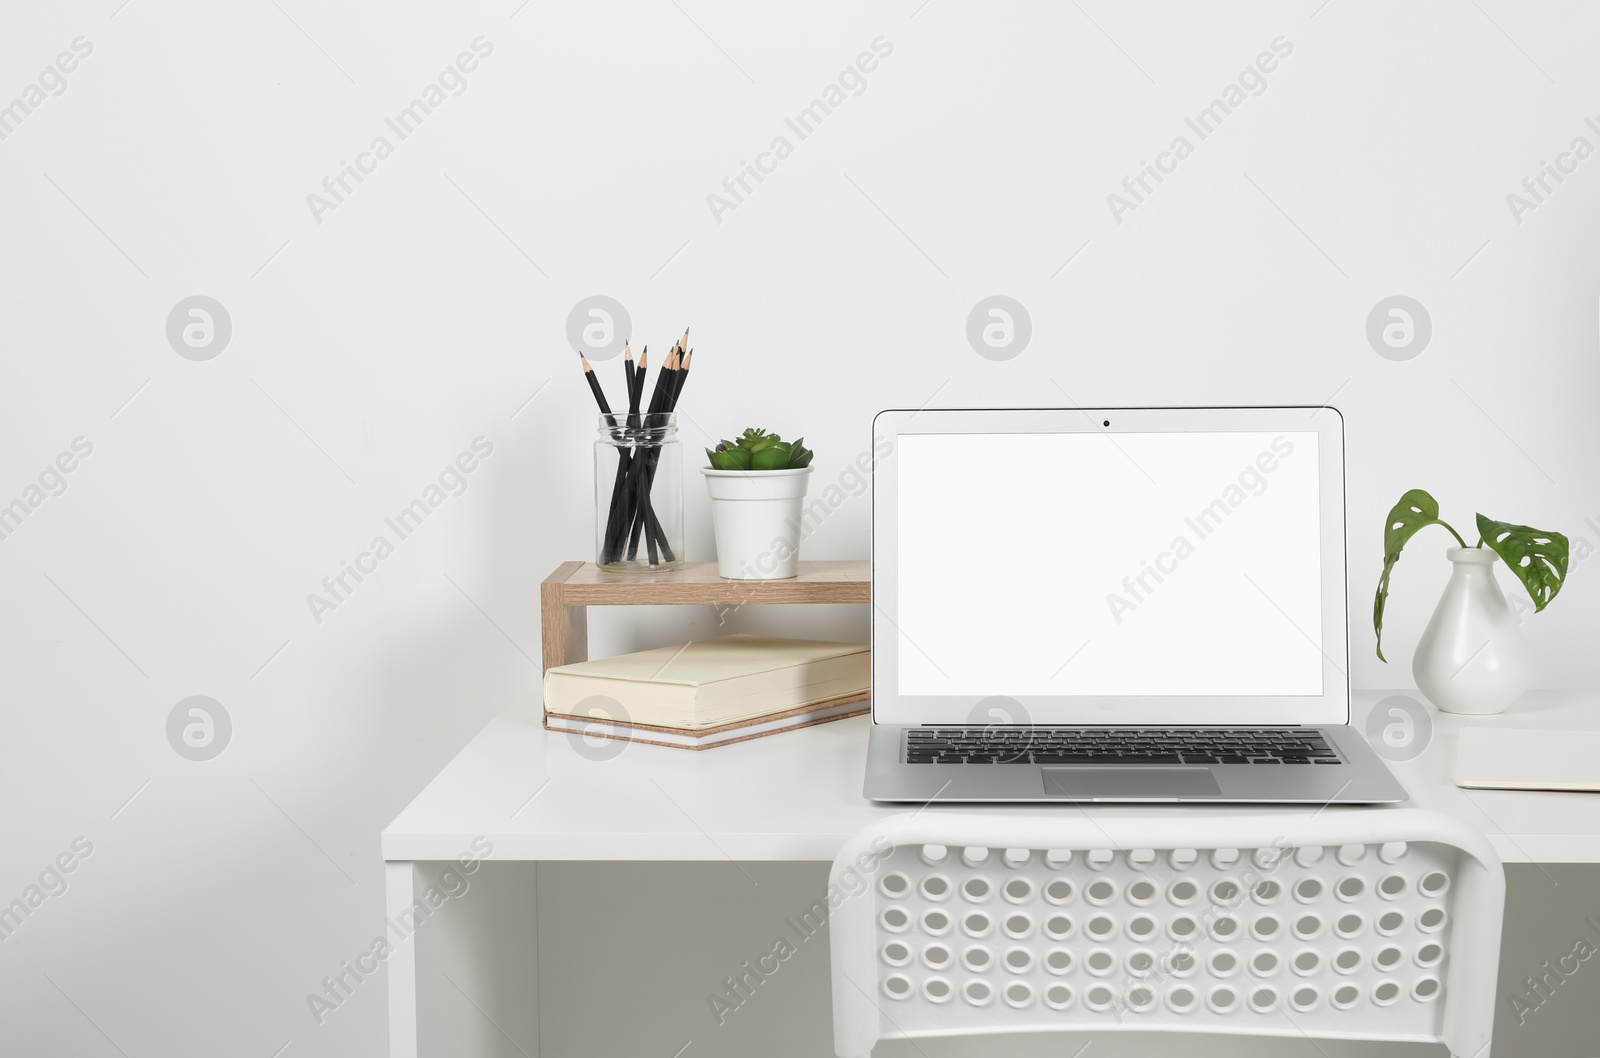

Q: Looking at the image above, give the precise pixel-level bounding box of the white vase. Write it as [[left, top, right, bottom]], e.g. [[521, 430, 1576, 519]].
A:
[[1411, 547, 1531, 715], [700, 467, 813, 580]]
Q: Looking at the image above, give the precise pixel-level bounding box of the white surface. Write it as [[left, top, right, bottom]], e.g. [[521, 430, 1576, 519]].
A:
[[870, 408, 1352, 727], [1455, 727, 1600, 791], [382, 690, 1600, 864], [896, 429, 1323, 696]]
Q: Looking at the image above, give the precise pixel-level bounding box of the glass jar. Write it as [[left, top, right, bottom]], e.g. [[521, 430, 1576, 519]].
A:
[[595, 413, 682, 572]]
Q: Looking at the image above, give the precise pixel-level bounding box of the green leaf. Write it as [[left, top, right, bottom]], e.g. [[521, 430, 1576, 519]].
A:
[[736, 428, 775, 450], [1476, 513, 1569, 612], [751, 442, 792, 470], [1374, 489, 1465, 662], [710, 428, 812, 470], [709, 446, 751, 470]]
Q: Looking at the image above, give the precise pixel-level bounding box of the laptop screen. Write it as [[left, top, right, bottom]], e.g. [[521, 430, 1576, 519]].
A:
[[896, 430, 1323, 698]]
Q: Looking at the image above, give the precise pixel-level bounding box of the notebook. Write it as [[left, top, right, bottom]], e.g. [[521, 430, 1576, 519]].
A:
[[542, 635, 870, 730], [1453, 728, 1600, 792], [544, 696, 870, 750]]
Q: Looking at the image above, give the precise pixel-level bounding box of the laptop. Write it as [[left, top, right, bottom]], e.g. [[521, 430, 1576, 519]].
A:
[[863, 406, 1407, 804]]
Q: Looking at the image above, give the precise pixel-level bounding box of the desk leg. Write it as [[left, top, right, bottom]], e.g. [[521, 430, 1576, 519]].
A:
[[386, 860, 418, 1058]]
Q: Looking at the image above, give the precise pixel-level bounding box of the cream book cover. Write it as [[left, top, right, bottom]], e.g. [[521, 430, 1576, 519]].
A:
[[543, 635, 870, 729], [1454, 728, 1600, 792]]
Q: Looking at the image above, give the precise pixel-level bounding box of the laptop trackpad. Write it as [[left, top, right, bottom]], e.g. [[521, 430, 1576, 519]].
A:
[[1042, 767, 1221, 800]]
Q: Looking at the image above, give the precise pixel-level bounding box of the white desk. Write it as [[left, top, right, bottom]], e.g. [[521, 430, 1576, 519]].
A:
[[382, 690, 1600, 1057]]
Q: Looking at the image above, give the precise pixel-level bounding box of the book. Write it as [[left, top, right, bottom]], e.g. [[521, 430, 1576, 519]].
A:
[[542, 634, 870, 733], [1453, 728, 1600, 792], [545, 693, 870, 750]]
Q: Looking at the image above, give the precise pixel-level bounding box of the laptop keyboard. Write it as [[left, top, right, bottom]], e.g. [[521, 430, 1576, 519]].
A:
[[904, 728, 1339, 765]]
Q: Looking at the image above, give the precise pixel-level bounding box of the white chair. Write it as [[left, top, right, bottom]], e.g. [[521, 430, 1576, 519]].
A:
[[830, 809, 1503, 1057]]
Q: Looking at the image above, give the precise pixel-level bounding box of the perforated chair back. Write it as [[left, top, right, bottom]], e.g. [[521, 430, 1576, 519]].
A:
[[830, 809, 1502, 1057]]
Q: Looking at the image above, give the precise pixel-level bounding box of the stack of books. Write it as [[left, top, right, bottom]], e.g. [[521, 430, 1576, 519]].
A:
[[542, 635, 870, 750]]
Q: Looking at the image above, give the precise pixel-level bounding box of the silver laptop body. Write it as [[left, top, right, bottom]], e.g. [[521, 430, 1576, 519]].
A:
[[863, 406, 1406, 804]]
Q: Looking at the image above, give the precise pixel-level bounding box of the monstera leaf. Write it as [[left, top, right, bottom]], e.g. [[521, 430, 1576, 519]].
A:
[[1374, 489, 1466, 661], [1476, 514, 1569, 612]]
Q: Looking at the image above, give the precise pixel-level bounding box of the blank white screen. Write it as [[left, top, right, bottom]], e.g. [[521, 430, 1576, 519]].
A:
[[896, 431, 1323, 697]]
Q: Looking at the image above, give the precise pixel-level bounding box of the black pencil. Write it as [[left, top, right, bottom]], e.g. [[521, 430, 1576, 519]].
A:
[[640, 467, 659, 565], [626, 344, 681, 560], [646, 347, 678, 416], [617, 343, 646, 559], [625, 346, 671, 560], [622, 341, 635, 411], [630, 346, 647, 415], [621, 344, 673, 561], [628, 344, 690, 561], [607, 328, 693, 567], [670, 348, 692, 408], [579, 351, 612, 417], [586, 349, 643, 563]]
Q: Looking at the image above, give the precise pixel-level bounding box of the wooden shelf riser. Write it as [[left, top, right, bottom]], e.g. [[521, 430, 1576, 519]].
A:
[[540, 560, 870, 672]]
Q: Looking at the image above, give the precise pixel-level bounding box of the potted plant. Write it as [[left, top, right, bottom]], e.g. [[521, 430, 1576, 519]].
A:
[[1373, 489, 1569, 714], [701, 429, 814, 580]]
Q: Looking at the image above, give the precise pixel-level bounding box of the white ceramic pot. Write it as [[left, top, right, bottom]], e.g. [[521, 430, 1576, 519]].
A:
[[700, 467, 813, 580], [1412, 547, 1531, 715]]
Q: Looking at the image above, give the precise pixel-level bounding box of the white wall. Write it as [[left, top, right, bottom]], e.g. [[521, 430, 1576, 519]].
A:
[[2, 1, 1597, 1055]]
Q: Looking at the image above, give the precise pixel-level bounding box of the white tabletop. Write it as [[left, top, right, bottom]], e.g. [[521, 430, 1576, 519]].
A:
[[382, 690, 1600, 864]]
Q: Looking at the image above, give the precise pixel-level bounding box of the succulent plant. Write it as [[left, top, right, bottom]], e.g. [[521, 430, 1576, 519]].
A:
[[706, 428, 814, 471]]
